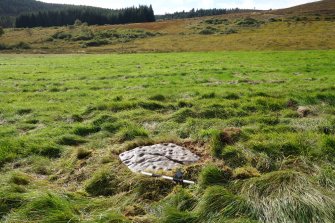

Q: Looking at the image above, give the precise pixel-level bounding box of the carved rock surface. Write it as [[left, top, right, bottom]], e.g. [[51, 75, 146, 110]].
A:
[[119, 143, 199, 172]]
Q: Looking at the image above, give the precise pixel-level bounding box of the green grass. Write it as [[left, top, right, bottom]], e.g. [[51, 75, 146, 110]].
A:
[[0, 51, 335, 222], [85, 168, 121, 196]]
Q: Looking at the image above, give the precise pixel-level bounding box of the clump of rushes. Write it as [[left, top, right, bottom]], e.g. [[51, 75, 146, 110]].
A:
[[198, 165, 232, 188], [85, 168, 121, 196]]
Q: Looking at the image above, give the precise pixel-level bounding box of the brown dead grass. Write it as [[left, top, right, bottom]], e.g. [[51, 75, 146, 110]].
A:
[[0, 0, 334, 53]]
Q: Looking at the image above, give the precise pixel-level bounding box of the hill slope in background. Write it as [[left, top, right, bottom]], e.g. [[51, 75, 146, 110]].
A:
[[0, 0, 120, 27], [0, 0, 69, 16], [275, 0, 335, 15], [0, 0, 334, 53]]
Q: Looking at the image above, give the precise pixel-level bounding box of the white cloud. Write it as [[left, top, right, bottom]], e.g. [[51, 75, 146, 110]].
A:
[[40, 0, 319, 14]]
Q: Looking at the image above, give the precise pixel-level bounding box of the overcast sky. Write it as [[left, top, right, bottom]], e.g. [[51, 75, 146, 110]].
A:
[[40, 0, 318, 14]]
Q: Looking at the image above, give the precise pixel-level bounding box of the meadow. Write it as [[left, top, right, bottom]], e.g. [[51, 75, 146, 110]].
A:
[[0, 50, 335, 222]]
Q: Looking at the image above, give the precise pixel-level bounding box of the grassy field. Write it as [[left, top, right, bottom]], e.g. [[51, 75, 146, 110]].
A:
[[0, 50, 335, 222]]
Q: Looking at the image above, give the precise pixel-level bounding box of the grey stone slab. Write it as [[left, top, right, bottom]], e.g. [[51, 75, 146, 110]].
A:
[[119, 143, 199, 172]]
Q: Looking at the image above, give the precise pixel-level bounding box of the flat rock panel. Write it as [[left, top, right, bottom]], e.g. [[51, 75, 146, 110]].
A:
[[119, 143, 199, 172]]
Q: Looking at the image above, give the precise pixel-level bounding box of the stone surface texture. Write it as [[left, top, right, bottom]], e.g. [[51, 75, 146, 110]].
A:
[[119, 143, 199, 172]]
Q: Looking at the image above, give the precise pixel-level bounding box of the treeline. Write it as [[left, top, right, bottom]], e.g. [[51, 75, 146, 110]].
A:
[[0, 16, 14, 28], [0, 0, 69, 16], [15, 6, 155, 28], [0, 0, 72, 27], [156, 8, 257, 20]]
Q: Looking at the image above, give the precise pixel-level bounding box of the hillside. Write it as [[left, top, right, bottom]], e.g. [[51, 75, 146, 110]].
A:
[[0, 0, 131, 28], [1, 0, 335, 53], [0, 0, 70, 16], [275, 0, 335, 15]]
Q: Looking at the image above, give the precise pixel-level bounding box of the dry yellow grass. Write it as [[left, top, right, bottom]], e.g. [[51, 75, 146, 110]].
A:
[[0, 0, 334, 53]]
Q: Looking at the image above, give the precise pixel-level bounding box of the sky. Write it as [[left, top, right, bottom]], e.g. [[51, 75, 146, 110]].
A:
[[40, 0, 318, 14]]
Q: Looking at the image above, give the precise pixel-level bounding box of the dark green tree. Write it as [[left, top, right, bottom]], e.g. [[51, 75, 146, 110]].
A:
[[0, 27, 4, 37], [15, 5, 155, 28]]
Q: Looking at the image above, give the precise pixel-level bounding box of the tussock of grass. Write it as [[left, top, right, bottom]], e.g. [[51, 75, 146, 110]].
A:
[[0, 189, 26, 218], [233, 166, 260, 179], [76, 148, 92, 160], [101, 121, 123, 134], [123, 204, 146, 217], [224, 93, 241, 100], [240, 170, 335, 223], [28, 156, 52, 175], [318, 164, 335, 190], [138, 100, 165, 110], [69, 114, 84, 122], [117, 126, 149, 142], [6, 193, 78, 223], [177, 101, 193, 108], [57, 134, 87, 146], [92, 114, 118, 126], [85, 169, 121, 196], [201, 92, 216, 99], [161, 208, 198, 223], [16, 108, 33, 115], [134, 177, 174, 201], [196, 186, 249, 220], [149, 94, 166, 101], [73, 125, 101, 136], [10, 172, 30, 185], [172, 108, 197, 123], [210, 128, 242, 158], [94, 212, 130, 223], [321, 136, 335, 161], [222, 146, 248, 168], [198, 165, 232, 187], [158, 188, 197, 212], [38, 145, 63, 158]]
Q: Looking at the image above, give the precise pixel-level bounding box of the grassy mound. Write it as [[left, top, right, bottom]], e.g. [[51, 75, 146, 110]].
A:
[[5, 193, 78, 223], [240, 170, 335, 223], [198, 165, 232, 187], [196, 186, 250, 220], [85, 169, 121, 196]]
